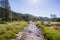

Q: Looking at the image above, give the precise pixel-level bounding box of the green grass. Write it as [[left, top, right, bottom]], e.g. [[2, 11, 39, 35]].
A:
[[0, 21, 28, 40], [36, 21, 60, 40], [43, 27, 60, 40]]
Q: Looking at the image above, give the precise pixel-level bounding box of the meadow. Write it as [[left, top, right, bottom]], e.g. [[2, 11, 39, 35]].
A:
[[0, 21, 60, 40], [0, 21, 28, 40], [36, 21, 60, 40]]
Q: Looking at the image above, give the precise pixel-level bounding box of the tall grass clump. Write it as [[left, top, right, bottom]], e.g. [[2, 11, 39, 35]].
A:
[[43, 27, 60, 40], [0, 21, 28, 40], [36, 21, 60, 40]]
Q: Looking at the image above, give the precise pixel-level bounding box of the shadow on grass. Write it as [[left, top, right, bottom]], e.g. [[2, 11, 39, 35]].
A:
[[0, 21, 7, 24]]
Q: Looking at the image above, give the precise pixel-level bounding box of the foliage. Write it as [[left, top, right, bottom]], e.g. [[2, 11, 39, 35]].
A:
[[0, 7, 39, 21], [36, 21, 60, 40], [0, 7, 12, 21], [43, 27, 60, 40], [54, 18, 60, 22], [0, 21, 28, 40]]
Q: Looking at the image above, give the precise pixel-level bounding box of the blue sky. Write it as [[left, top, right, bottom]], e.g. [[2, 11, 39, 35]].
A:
[[9, 0, 60, 17]]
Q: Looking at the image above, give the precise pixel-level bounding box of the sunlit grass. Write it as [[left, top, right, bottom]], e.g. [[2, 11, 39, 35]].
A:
[[43, 26, 60, 40], [0, 21, 28, 40], [36, 21, 60, 40]]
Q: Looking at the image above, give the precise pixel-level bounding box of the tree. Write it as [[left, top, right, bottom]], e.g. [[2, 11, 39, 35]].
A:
[[50, 14, 57, 18], [50, 14, 57, 21]]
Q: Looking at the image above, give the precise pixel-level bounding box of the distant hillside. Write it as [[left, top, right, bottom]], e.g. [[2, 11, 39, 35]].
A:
[[38, 16, 50, 21], [12, 12, 39, 21], [0, 7, 50, 21], [0, 7, 38, 21]]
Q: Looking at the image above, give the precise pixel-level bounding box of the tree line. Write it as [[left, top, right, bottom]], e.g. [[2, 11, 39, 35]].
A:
[[0, 7, 60, 23]]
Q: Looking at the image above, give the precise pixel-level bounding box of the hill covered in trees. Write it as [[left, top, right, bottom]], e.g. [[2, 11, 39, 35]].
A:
[[0, 7, 37, 21], [0, 7, 50, 21], [0, 7, 60, 22], [12, 12, 39, 21]]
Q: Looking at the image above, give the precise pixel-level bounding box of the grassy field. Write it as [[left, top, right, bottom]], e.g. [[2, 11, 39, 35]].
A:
[[43, 26, 60, 40], [0, 21, 28, 40], [36, 21, 60, 40]]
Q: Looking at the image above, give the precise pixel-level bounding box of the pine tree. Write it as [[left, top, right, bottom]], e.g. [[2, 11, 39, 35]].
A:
[[0, 0, 12, 21]]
